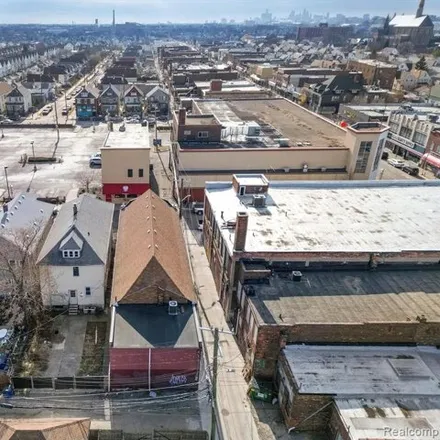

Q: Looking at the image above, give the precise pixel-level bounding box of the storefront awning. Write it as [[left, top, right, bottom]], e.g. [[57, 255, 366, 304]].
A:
[[421, 153, 440, 169]]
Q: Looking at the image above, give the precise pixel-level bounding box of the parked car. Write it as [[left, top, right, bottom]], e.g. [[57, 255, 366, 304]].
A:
[[42, 105, 52, 116], [0, 119, 13, 125], [89, 152, 102, 167], [387, 158, 405, 168], [381, 151, 389, 160], [402, 164, 419, 176], [61, 107, 70, 116], [192, 202, 204, 215], [197, 219, 204, 231]]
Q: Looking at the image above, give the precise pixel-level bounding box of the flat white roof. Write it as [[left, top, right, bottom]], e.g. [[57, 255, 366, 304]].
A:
[[234, 174, 268, 187], [205, 180, 440, 254], [336, 397, 440, 440], [103, 124, 150, 150], [283, 345, 440, 396]]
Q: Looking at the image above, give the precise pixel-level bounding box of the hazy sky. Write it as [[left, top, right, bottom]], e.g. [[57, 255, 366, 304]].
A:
[[0, 0, 439, 24]]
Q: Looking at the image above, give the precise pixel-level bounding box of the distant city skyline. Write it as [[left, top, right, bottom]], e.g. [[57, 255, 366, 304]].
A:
[[0, 0, 439, 24]]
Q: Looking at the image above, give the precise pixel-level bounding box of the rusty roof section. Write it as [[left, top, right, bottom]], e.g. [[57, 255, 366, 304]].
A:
[[112, 190, 195, 304], [0, 418, 90, 439]]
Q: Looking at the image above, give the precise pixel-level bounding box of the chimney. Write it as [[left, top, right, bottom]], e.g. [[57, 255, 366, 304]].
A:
[[210, 79, 223, 92], [416, 0, 425, 17], [178, 108, 186, 126], [73, 203, 78, 218], [234, 211, 249, 252]]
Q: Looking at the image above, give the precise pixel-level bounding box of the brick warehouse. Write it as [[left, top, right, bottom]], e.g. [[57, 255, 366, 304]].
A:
[[202, 175, 440, 380], [276, 345, 440, 432]]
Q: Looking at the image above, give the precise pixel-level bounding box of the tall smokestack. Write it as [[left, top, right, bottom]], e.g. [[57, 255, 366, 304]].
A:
[[112, 9, 115, 26], [416, 0, 425, 18]]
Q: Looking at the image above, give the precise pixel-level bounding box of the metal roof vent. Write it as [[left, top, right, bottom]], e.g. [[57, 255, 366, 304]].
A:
[[168, 300, 178, 316]]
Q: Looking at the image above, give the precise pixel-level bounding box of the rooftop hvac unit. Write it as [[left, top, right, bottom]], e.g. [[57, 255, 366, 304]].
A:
[[247, 122, 261, 137], [253, 194, 266, 208], [291, 271, 302, 282], [168, 300, 178, 315]]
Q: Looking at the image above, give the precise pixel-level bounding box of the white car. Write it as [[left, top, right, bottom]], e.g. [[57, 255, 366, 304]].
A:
[[89, 152, 102, 167], [387, 158, 405, 168], [192, 202, 204, 215]]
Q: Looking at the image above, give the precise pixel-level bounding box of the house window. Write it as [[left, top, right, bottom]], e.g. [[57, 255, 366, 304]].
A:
[[63, 250, 80, 258], [127, 169, 133, 177], [138, 168, 144, 177], [355, 141, 372, 173], [198, 131, 209, 138], [373, 139, 385, 172], [73, 267, 79, 277], [85, 287, 91, 296]]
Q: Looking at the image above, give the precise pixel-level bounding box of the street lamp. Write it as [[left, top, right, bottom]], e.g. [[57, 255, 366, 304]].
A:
[[30, 141, 35, 158], [4, 166, 11, 200]]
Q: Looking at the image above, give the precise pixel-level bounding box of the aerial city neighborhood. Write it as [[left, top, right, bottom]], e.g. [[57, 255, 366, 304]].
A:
[[1, 0, 440, 439]]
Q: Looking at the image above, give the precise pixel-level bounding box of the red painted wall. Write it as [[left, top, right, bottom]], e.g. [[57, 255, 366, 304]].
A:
[[102, 183, 150, 202], [110, 347, 200, 389]]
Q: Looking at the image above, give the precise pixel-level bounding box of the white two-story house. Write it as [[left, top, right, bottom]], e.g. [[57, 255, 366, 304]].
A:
[[5, 84, 32, 117], [37, 194, 114, 314]]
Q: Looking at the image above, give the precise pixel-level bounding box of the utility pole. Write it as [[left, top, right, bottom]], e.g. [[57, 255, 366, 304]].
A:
[[64, 92, 68, 120], [52, 85, 60, 158], [178, 178, 184, 218], [210, 327, 219, 440], [4, 166, 11, 200]]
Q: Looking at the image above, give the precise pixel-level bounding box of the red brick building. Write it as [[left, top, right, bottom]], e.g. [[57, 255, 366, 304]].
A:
[[203, 175, 440, 380]]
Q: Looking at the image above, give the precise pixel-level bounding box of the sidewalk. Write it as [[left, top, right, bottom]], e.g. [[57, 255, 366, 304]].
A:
[[182, 221, 260, 440]]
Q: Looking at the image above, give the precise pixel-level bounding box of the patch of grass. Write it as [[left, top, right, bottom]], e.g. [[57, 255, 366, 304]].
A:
[[77, 321, 107, 376]]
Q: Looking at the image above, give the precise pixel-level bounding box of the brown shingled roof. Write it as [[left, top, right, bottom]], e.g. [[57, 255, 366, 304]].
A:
[[0, 418, 90, 439], [112, 190, 195, 304], [0, 82, 13, 96]]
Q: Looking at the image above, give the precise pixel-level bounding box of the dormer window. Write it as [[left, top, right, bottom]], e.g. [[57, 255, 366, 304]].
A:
[[63, 250, 80, 258]]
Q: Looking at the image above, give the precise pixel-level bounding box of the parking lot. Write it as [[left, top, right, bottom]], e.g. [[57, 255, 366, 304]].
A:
[[0, 124, 171, 199], [0, 125, 107, 198]]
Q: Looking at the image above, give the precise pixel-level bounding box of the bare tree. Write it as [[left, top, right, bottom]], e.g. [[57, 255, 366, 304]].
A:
[[0, 220, 52, 329], [76, 169, 100, 194]]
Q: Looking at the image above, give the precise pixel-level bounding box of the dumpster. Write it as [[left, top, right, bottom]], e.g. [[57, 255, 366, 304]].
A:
[[247, 377, 274, 403]]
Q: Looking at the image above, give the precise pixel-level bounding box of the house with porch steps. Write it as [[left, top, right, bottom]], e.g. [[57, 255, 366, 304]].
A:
[[37, 194, 114, 313]]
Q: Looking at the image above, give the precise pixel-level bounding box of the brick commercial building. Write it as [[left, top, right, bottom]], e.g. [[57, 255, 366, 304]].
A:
[[346, 60, 397, 90], [277, 345, 440, 432], [101, 124, 150, 203], [110, 190, 200, 389], [171, 99, 389, 201], [203, 176, 440, 380]]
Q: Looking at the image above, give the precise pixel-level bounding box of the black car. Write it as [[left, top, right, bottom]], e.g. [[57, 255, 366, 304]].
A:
[[402, 164, 419, 176]]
